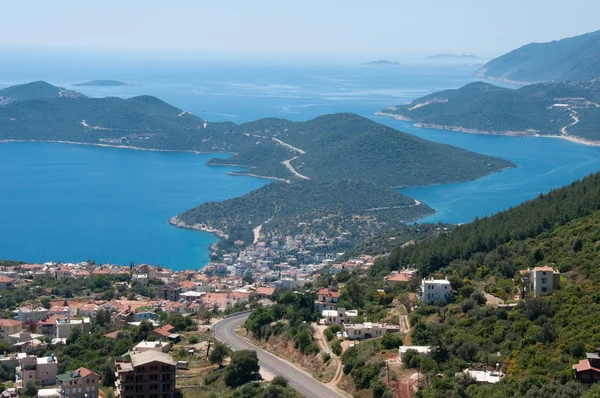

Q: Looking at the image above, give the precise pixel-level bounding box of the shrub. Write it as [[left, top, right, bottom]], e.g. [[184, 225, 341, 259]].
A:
[[381, 333, 403, 349], [331, 339, 342, 356], [323, 353, 331, 363], [271, 375, 289, 388], [188, 335, 199, 344]]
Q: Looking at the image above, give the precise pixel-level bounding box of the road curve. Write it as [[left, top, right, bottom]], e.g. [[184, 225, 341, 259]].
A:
[[214, 312, 345, 398]]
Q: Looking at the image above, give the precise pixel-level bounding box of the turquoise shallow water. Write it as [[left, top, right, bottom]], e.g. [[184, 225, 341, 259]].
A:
[[1, 55, 600, 268]]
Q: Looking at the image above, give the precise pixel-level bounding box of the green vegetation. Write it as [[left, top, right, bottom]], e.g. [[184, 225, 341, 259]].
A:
[[341, 340, 389, 395], [244, 290, 320, 356], [475, 30, 600, 83], [388, 172, 600, 276], [224, 350, 260, 387], [177, 179, 434, 248], [364, 173, 600, 397], [382, 80, 600, 141]]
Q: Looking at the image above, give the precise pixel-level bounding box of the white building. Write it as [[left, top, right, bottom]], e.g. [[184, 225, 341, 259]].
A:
[[321, 308, 358, 325], [398, 346, 431, 362], [524, 266, 560, 297], [343, 322, 400, 340], [15, 306, 49, 323], [421, 278, 451, 302]]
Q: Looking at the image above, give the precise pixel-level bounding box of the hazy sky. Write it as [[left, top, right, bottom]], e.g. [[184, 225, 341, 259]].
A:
[[1, 0, 599, 57]]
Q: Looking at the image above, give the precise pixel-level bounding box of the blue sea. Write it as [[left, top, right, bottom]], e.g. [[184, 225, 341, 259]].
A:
[[1, 51, 600, 269]]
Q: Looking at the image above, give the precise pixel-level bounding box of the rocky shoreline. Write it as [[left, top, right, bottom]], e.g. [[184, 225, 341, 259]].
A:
[[168, 216, 229, 239]]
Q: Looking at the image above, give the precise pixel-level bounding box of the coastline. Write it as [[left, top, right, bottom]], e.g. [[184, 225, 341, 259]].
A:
[[375, 113, 600, 148], [0, 139, 221, 155], [168, 216, 229, 239]]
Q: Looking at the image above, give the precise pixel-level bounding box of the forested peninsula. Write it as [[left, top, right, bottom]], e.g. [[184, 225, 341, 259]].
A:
[[0, 81, 515, 247]]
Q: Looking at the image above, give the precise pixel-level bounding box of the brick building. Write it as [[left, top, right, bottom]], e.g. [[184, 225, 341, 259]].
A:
[[114, 351, 176, 398]]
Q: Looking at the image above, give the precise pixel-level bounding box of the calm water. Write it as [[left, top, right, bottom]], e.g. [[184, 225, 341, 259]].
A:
[[0, 143, 267, 269], [1, 53, 599, 268]]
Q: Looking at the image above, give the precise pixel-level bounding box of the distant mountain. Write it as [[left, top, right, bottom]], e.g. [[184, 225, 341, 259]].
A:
[[428, 53, 480, 60], [475, 30, 600, 83], [378, 80, 600, 142], [363, 60, 401, 65], [73, 80, 134, 87]]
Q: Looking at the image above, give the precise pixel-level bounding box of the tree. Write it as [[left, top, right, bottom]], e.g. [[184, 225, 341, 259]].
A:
[[22, 380, 39, 397], [243, 271, 254, 284], [381, 333, 403, 349], [209, 342, 229, 367], [272, 375, 289, 387], [225, 350, 260, 387]]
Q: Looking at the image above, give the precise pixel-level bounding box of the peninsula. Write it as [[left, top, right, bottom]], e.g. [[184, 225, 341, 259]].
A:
[[0, 81, 515, 251], [363, 60, 401, 65]]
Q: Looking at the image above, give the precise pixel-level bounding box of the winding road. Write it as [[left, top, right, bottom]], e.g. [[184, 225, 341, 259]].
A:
[[214, 313, 344, 398]]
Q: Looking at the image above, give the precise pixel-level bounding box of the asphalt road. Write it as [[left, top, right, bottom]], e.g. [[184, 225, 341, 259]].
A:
[[214, 312, 345, 398]]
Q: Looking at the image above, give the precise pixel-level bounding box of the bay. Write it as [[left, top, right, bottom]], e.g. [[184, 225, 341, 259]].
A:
[[1, 54, 600, 268], [0, 142, 267, 269]]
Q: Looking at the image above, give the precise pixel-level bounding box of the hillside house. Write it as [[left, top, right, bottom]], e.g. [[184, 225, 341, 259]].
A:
[[421, 278, 451, 302], [314, 287, 340, 311], [521, 266, 560, 297], [0, 276, 15, 290], [56, 367, 100, 398], [322, 308, 358, 325], [343, 322, 400, 340], [573, 347, 600, 384]]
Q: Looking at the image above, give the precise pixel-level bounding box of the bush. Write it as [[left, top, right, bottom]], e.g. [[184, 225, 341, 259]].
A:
[[272, 375, 289, 388], [331, 339, 342, 356], [324, 328, 334, 341], [188, 335, 199, 344], [323, 353, 331, 363], [381, 333, 403, 349], [401, 349, 421, 368], [204, 370, 223, 385]]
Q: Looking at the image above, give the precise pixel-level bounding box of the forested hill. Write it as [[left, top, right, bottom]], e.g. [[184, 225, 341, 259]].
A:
[[387, 172, 600, 276], [379, 80, 600, 142], [475, 30, 600, 83], [0, 82, 513, 186], [377, 172, 600, 397]]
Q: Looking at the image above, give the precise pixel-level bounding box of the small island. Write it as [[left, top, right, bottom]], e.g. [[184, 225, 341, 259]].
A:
[[363, 60, 401, 65], [73, 80, 134, 87]]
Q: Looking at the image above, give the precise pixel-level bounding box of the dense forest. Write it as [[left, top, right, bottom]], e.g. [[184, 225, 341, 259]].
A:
[[381, 80, 600, 141]]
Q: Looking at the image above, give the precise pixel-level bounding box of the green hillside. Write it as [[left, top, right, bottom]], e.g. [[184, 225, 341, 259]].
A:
[[475, 30, 600, 83], [378, 173, 600, 397], [175, 180, 434, 249], [380, 80, 600, 141]]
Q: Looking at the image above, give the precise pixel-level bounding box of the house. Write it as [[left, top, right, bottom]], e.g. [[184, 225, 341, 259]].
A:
[[149, 324, 180, 342], [573, 347, 600, 384], [314, 287, 340, 311], [0, 276, 15, 290], [114, 351, 176, 398], [0, 320, 22, 342], [161, 282, 182, 301], [134, 311, 158, 322], [343, 322, 400, 340], [53, 266, 72, 280], [321, 308, 358, 326], [521, 266, 561, 297], [179, 280, 198, 293], [132, 340, 171, 353], [384, 270, 414, 285], [421, 278, 451, 302], [55, 317, 91, 340], [11, 331, 44, 354], [71, 269, 90, 279], [459, 368, 504, 384], [56, 367, 100, 398], [16, 306, 49, 323], [15, 353, 57, 388], [255, 287, 276, 299], [399, 346, 431, 362]]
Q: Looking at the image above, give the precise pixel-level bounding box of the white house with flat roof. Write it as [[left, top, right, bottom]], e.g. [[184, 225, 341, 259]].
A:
[[321, 308, 358, 325], [421, 278, 451, 302]]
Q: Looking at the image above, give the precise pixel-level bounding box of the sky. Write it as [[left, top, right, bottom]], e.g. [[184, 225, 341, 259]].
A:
[[1, 0, 599, 58]]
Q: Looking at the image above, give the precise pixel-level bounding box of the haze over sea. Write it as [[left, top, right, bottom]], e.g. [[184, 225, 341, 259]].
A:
[[2, 52, 600, 269]]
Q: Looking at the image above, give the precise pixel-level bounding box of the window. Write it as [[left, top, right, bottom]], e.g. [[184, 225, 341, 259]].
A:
[[541, 287, 548, 293], [541, 278, 547, 284]]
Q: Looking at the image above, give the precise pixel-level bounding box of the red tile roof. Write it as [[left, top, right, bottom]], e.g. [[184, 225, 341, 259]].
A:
[[0, 276, 15, 283], [534, 266, 555, 272], [0, 319, 22, 327], [573, 359, 600, 373], [75, 367, 100, 378], [385, 273, 412, 283], [152, 324, 176, 338], [317, 288, 340, 298], [256, 287, 276, 296], [104, 331, 120, 339]]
